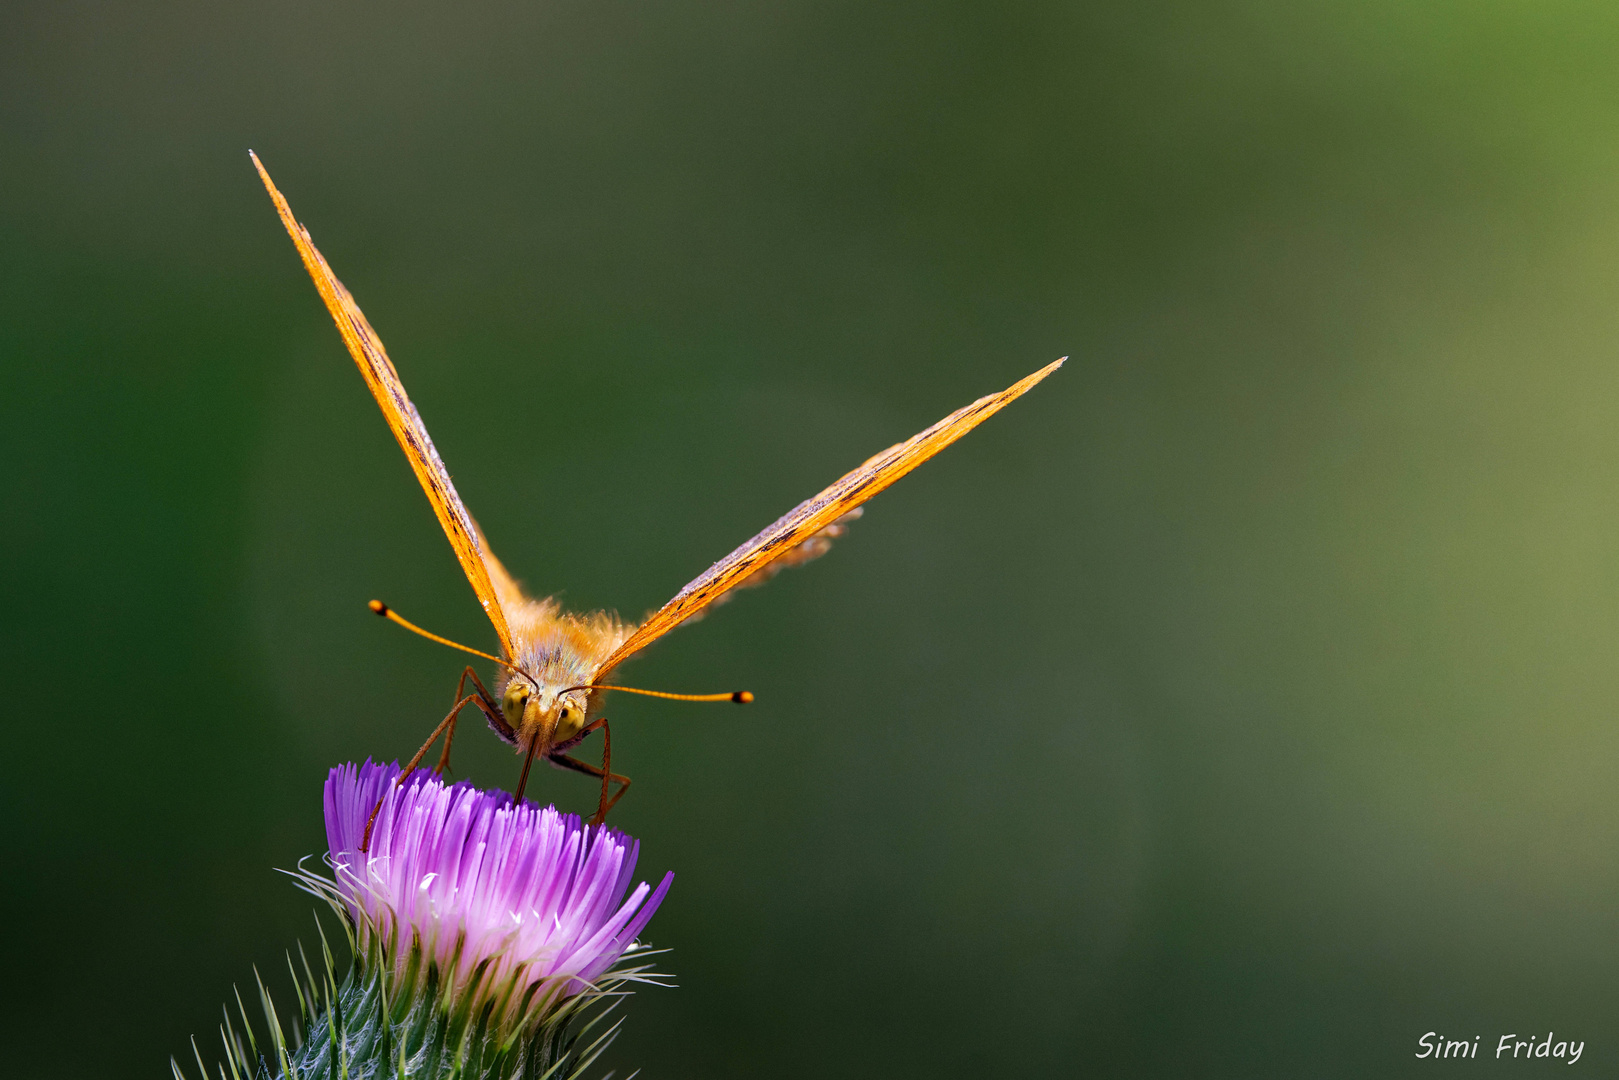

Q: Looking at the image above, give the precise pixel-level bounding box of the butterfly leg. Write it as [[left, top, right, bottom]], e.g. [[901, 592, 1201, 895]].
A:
[[361, 690, 484, 852], [437, 666, 507, 773], [550, 721, 631, 825], [403, 693, 483, 778]]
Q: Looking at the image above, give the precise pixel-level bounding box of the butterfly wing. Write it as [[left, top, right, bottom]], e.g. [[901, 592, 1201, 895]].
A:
[[472, 519, 532, 617], [690, 507, 864, 619], [595, 357, 1065, 675], [252, 152, 517, 658]]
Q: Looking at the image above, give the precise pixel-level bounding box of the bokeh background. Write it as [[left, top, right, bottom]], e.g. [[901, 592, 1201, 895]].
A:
[[5, 1, 1619, 1076]]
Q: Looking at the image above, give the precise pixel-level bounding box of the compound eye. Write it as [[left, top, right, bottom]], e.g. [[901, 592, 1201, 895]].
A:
[[554, 702, 584, 743], [502, 682, 530, 727]]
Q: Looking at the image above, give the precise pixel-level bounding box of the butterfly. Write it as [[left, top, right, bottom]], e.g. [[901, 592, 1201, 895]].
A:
[[251, 151, 1063, 826]]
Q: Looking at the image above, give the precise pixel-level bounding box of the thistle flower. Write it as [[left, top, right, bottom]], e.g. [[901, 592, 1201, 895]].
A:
[[176, 761, 672, 1080]]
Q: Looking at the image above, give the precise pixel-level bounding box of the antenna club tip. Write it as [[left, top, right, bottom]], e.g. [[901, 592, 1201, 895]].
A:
[[369, 600, 389, 616], [733, 691, 754, 704]]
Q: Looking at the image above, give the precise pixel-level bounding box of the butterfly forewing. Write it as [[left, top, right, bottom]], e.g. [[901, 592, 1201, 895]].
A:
[[252, 152, 517, 658], [594, 357, 1065, 675]]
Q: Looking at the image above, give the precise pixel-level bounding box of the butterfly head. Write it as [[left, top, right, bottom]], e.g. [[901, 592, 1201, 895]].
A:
[[502, 677, 590, 753]]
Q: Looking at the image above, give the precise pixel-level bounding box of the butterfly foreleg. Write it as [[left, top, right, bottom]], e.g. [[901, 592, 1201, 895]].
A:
[[411, 669, 501, 779], [361, 689, 487, 851], [448, 665, 512, 762], [401, 694, 479, 778], [549, 721, 631, 825]]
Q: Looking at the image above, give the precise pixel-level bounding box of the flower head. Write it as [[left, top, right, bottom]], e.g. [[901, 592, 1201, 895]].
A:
[[324, 761, 672, 1024], [177, 762, 673, 1080]]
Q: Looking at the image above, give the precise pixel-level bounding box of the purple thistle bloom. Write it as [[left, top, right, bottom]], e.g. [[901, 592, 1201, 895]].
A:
[[324, 760, 673, 1026], [176, 763, 674, 1080]]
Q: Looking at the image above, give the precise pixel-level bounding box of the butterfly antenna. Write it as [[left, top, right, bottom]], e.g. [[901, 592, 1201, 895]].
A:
[[369, 600, 517, 670], [562, 684, 754, 704]]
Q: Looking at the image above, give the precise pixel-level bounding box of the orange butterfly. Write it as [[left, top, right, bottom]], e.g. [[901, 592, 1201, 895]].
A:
[[252, 152, 1063, 825]]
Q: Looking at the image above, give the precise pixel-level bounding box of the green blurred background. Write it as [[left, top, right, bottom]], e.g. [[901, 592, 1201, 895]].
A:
[[5, 0, 1619, 1075]]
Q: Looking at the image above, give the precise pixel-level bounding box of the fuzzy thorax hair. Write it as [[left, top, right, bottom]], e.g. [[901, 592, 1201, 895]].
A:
[[493, 596, 632, 747]]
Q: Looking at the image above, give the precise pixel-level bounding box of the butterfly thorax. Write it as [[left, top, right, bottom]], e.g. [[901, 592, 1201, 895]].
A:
[[493, 597, 633, 755]]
